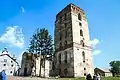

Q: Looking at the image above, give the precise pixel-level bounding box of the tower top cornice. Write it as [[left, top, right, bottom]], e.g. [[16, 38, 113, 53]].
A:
[[56, 3, 85, 18]]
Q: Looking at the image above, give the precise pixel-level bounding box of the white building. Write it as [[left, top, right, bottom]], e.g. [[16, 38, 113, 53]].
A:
[[0, 48, 19, 76]]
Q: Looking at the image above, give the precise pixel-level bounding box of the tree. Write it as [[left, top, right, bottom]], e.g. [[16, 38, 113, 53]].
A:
[[28, 28, 53, 77], [109, 61, 120, 77]]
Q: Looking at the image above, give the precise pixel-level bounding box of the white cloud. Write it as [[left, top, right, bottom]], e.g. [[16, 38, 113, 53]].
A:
[[90, 38, 101, 56], [90, 38, 100, 48], [0, 26, 24, 49], [92, 50, 101, 56], [21, 6, 25, 13]]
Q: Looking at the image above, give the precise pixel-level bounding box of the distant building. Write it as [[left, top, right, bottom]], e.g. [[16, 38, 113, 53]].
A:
[[0, 48, 19, 76], [94, 67, 112, 77], [54, 3, 93, 77]]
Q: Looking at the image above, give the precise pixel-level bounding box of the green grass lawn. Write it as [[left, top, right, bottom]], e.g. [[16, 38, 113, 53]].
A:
[[58, 77, 120, 80]]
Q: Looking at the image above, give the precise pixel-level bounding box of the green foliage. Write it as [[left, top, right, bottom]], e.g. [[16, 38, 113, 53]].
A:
[[109, 61, 120, 76], [28, 28, 54, 56]]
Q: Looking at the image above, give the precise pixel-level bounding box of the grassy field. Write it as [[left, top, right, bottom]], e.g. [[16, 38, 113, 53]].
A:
[[58, 77, 120, 80]]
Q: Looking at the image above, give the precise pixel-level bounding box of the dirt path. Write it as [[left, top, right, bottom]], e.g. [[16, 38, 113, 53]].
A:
[[7, 76, 57, 80]]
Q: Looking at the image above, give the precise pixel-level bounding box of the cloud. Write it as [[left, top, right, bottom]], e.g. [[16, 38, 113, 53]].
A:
[[90, 38, 100, 48], [92, 50, 101, 55], [0, 26, 24, 49], [21, 6, 25, 13], [90, 38, 101, 56]]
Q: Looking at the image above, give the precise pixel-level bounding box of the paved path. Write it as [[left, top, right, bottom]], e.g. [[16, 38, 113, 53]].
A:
[[7, 76, 57, 80]]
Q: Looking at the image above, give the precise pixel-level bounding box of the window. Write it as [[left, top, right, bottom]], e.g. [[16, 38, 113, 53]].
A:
[[60, 42, 62, 48], [84, 73, 86, 76], [60, 17, 62, 23], [65, 23, 67, 38], [52, 62, 55, 70], [59, 54, 61, 64], [79, 22, 82, 26], [4, 64, 6, 66], [59, 68, 61, 75], [84, 68, 86, 70], [60, 33, 62, 40], [80, 40, 84, 47], [64, 51, 67, 63], [82, 51, 85, 63], [80, 29, 83, 36], [65, 23, 67, 28], [64, 68, 67, 76], [78, 13, 82, 20], [64, 13, 67, 20], [4, 59, 7, 62], [11, 64, 13, 67], [82, 42, 85, 47], [10, 71, 12, 74], [11, 61, 13, 63]]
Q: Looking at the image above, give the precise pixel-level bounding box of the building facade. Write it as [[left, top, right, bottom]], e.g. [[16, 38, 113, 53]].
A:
[[0, 49, 19, 76], [35, 55, 52, 77], [54, 3, 93, 77], [20, 52, 52, 77], [20, 52, 34, 76]]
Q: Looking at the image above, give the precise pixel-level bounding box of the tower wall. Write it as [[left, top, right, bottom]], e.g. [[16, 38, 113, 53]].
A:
[[54, 3, 94, 77]]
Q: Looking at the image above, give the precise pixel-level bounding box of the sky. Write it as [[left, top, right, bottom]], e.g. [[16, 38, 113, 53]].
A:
[[0, 0, 120, 68]]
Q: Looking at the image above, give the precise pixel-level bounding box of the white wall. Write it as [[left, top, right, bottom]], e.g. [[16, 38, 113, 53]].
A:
[[0, 55, 19, 76]]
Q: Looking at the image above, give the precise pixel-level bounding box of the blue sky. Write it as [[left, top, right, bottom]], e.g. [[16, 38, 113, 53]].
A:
[[0, 0, 120, 68]]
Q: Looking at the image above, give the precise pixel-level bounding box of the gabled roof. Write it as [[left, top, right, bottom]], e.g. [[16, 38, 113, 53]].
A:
[[0, 54, 19, 66], [95, 67, 111, 73]]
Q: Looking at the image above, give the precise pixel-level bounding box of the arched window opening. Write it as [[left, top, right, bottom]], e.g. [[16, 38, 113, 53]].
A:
[[80, 40, 85, 47], [60, 17, 62, 24], [79, 22, 82, 27], [64, 51, 67, 63], [78, 13, 82, 20], [82, 51, 85, 63], [60, 33, 62, 40], [64, 13, 67, 20], [59, 68, 61, 75], [64, 68, 68, 76], [84, 68, 86, 70], [82, 42, 85, 47], [59, 53, 61, 64], [80, 29, 83, 36], [60, 42, 62, 48]]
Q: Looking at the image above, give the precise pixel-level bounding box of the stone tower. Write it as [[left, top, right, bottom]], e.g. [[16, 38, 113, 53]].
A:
[[54, 3, 93, 77]]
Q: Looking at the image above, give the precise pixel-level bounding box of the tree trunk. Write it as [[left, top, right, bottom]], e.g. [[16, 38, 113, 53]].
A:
[[34, 54, 36, 77], [39, 56, 41, 77], [44, 55, 45, 77]]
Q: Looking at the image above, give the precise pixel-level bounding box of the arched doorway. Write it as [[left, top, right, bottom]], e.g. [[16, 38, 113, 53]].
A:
[[24, 67, 27, 76]]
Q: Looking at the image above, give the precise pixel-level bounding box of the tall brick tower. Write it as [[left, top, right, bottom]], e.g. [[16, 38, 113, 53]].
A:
[[54, 3, 93, 77]]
